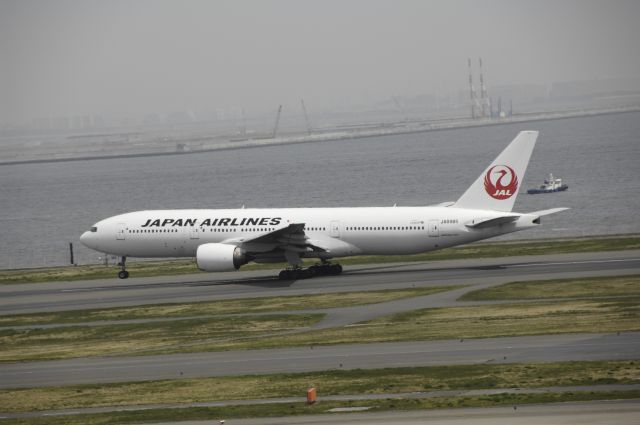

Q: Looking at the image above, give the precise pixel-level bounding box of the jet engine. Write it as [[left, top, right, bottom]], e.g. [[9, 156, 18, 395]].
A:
[[196, 243, 249, 272]]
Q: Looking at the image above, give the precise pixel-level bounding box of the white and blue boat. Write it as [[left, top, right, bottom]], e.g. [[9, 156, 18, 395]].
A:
[[527, 173, 568, 194]]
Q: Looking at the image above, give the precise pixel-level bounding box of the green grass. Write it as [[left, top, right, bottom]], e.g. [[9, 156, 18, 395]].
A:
[[0, 260, 201, 285], [2, 235, 638, 284], [5, 277, 640, 362], [1, 360, 636, 413], [219, 297, 640, 351], [343, 234, 640, 265], [0, 286, 458, 327], [460, 274, 640, 301], [0, 313, 322, 362], [0, 286, 459, 362], [3, 286, 638, 361], [2, 390, 640, 425]]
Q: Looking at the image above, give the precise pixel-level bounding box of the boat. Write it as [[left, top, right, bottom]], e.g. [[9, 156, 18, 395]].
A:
[[527, 173, 568, 194]]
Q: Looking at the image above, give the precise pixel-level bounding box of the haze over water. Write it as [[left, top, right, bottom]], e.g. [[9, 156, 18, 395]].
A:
[[1, 112, 639, 269]]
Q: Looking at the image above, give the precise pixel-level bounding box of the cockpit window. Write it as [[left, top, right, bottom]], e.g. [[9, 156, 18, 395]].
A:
[[90, 226, 98, 232]]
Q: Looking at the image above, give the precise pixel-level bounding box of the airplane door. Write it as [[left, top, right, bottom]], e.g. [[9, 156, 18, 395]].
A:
[[428, 220, 439, 237], [116, 223, 126, 240], [330, 220, 340, 238], [190, 228, 200, 239]]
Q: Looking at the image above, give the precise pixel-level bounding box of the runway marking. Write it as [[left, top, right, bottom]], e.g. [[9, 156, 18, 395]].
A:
[[61, 288, 106, 292], [55, 259, 639, 292], [8, 339, 637, 375], [507, 258, 640, 268], [46, 258, 639, 295]]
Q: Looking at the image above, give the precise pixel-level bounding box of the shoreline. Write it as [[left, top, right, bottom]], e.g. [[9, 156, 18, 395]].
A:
[[2, 106, 638, 166]]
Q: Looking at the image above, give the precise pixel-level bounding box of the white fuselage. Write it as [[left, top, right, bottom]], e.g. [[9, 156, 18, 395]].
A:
[[80, 131, 565, 278], [80, 206, 538, 261]]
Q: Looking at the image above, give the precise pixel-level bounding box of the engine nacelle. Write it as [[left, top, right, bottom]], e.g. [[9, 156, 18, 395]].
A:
[[196, 243, 249, 272]]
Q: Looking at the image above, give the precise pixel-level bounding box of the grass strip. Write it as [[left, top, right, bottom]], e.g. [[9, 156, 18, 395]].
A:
[[221, 298, 640, 351], [0, 314, 322, 363], [1, 235, 638, 284], [460, 274, 640, 301], [343, 234, 640, 265], [0, 286, 458, 327], [0, 360, 637, 412], [3, 295, 638, 361], [2, 390, 640, 425]]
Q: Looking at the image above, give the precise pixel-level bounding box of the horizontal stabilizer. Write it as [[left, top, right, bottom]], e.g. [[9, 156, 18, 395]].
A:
[[528, 207, 570, 216], [466, 215, 519, 229]]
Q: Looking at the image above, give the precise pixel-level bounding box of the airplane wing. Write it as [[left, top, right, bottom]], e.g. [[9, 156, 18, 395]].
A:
[[465, 215, 520, 229], [223, 223, 327, 254], [528, 207, 570, 216]]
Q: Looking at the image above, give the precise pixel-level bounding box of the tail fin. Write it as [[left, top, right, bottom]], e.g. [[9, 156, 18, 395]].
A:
[[454, 131, 538, 212]]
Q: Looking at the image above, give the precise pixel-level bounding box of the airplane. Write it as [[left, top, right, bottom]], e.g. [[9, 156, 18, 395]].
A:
[[80, 131, 567, 280]]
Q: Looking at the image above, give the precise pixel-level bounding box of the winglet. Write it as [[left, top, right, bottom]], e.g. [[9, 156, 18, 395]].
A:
[[454, 131, 538, 212]]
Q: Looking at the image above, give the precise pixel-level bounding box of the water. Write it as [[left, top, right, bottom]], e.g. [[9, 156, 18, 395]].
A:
[[1, 112, 639, 269]]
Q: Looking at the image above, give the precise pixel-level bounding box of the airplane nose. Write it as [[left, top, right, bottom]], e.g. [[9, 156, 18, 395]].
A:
[[80, 231, 93, 248]]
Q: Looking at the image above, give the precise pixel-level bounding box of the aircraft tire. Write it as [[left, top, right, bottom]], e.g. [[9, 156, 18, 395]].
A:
[[118, 270, 129, 279], [294, 269, 312, 279], [278, 270, 290, 280]]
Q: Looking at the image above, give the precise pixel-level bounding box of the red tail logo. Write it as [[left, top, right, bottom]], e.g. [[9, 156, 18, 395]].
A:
[[484, 165, 518, 200]]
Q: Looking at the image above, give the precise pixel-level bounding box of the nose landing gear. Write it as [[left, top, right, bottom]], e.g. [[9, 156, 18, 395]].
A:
[[117, 256, 129, 279]]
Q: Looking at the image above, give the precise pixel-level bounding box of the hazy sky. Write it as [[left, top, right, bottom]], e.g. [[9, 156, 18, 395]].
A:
[[2, 0, 639, 124]]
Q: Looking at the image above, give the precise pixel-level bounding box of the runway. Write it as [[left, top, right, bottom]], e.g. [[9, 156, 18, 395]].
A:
[[4, 384, 640, 419], [2, 332, 638, 389], [1, 250, 638, 315], [192, 400, 640, 425], [0, 251, 638, 390]]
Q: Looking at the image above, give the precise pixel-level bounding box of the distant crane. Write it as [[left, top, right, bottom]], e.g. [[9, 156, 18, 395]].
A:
[[479, 57, 491, 118], [272, 105, 282, 139], [300, 99, 312, 135], [468, 58, 480, 119]]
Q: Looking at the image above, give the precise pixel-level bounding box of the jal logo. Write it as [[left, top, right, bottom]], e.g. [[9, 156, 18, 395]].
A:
[[484, 165, 518, 200]]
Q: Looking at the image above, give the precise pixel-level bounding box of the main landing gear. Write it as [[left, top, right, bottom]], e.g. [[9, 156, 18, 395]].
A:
[[278, 263, 342, 280], [117, 256, 129, 279]]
